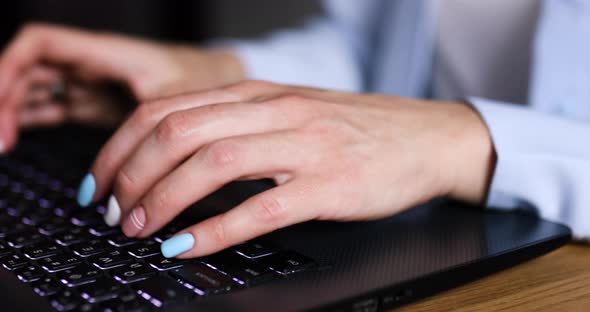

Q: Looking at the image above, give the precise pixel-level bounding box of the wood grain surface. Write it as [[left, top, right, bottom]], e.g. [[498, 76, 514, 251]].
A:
[[397, 244, 590, 312]]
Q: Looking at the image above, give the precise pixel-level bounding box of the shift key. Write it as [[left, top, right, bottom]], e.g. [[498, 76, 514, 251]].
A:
[[170, 263, 236, 295]]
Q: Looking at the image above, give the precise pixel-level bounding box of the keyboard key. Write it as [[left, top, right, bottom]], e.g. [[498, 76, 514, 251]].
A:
[[5, 229, 45, 248], [111, 262, 156, 284], [152, 223, 186, 243], [7, 199, 35, 217], [203, 251, 277, 286], [234, 241, 277, 258], [0, 241, 11, 256], [54, 227, 91, 246], [88, 249, 133, 270], [53, 200, 77, 217], [100, 291, 151, 312], [126, 240, 159, 258], [14, 264, 44, 282], [70, 239, 110, 257], [39, 253, 82, 272], [22, 241, 62, 260], [0, 253, 28, 270], [32, 276, 63, 296], [0, 218, 29, 237], [145, 255, 188, 271], [88, 223, 119, 237], [170, 262, 236, 295], [56, 263, 102, 287], [256, 251, 315, 275], [38, 217, 70, 235], [77, 302, 97, 312], [70, 210, 101, 226], [133, 276, 194, 308], [106, 233, 139, 247], [22, 210, 53, 226], [78, 277, 125, 303], [50, 289, 81, 311]]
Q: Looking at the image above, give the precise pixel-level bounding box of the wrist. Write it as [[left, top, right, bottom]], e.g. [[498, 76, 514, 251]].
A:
[[438, 101, 496, 204]]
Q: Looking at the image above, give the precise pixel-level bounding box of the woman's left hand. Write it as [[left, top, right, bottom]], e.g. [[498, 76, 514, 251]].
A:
[[80, 80, 495, 258]]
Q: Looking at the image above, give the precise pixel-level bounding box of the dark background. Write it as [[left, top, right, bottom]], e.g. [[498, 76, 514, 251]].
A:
[[0, 0, 322, 47]]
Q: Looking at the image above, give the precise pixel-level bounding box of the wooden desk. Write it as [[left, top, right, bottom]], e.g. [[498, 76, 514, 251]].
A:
[[398, 244, 590, 312]]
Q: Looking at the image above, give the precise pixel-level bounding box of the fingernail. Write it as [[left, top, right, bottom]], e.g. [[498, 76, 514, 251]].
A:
[[122, 205, 146, 237], [76, 174, 96, 207], [161, 233, 194, 258], [104, 195, 122, 227]]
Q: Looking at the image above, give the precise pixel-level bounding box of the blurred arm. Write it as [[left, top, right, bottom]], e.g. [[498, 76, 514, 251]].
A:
[[221, 0, 381, 92], [470, 97, 590, 239]]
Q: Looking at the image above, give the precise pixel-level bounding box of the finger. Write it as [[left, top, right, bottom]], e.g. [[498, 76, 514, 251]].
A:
[[109, 100, 306, 224], [119, 130, 305, 238], [0, 75, 29, 152], [80, 89, 243, 207], [25, 65, 65, 104], [81, 80, 287, 206], [0, 24, 121, 103], [26, 86, 53, 104], [164, 179, 319, 258], [0, 64, 63, 152], [19, 102, 67, 127]]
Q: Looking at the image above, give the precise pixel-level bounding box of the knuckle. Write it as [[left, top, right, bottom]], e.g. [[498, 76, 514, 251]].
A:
[[114, 168, 137, 195], [223, 80, 275, 97], [151, 186, 173, 211], [19, 23, 44, 37], [251, 196, 285, 225], [210, 216, 228, 247], [132, 101, 163, 126], [274, 93, 304, 104], [154, 112, 190, 142], [269, 93, 306, 112], [204, 141, 240, 169]]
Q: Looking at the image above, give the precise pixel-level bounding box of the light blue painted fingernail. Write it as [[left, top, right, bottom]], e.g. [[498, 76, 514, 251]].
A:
[[161, 233, 195, 258], [76, 174, 96, 207]]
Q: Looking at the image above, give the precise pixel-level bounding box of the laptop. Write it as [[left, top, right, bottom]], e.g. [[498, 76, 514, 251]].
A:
[[0, 125, 571, 311]]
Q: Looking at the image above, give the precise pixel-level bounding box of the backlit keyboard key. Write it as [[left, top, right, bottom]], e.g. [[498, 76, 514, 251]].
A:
[[233, 241, 277, 258], [22, 241, 62, 260], [54, 227, 91, 246], [111, 262, 156, 284], [32, 276, 62, 297], [0, 242, 11, 256], [37, 217, 69, 235], [39, 253, 82, 272], [203, 251, 277, 286], [256, 251, 315, 275], [5, 229, 45, 248], [88, 249, 133, 270], [77, 277, 124, 303], [88, 223, 119, 237], [133, 276, 194, 308], [0, 253, 28, 270], [106, 233, 139, 247], [57, 263, 102, 287], [49, 289, 81, 311], [70, 239, 110, 257], [170, 262, 236, 295], [14, 264, 44, 282], [126, 240, 160, 258], [146, 255, 188, 271]]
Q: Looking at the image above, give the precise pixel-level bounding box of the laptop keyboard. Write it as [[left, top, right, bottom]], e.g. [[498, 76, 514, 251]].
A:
[[0, 143, 316, 311]]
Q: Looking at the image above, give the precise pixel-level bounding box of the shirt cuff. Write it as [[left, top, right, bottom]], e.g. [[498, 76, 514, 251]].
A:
[[467, 97, 590, 239]]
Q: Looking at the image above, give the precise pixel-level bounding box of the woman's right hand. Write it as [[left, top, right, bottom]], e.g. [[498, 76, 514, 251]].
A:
[[0, 23, 245, 153]]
